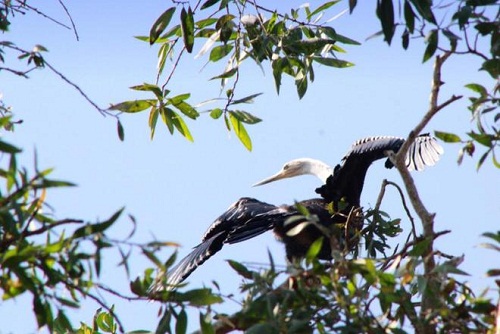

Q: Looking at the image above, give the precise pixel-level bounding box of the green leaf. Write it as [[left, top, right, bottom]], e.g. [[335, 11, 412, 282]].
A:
[[149, 105, 159, 139], [171, 110, 194, 142], [150, 7, 176, 44], [180, 7, 195, 53], [468, 131, 492, 147], [313, 57, 354, 68], [160, 106, 175, 134], [229, 112, 252, 150], [117, 120, 124, 141], [209, 44, 233, 62], [230, 93, 262, 105], [306, 237, 324, 262], [434, 130, 462, 143], [377, 0, 395, 45], [130, 83, 163, 99], [201, 0, 220, 10], [210, 108, 223, 119], [73, 208, 124, 239], [210, 68, 237, 80], [109, 100, 155, 113], [409, 0, 436, 24], [465, 83, 488, 96], [295, 70, 308, 99], [307, 1, 340, 20], [175, 289, 223, 306], [175, 308, 187, 334], [168, 95, 199, 119], [228, 110, 262, 124], [0, 140, 21, 153], [227, 260, 254, 279], [423, 29, 438, 63], [480, 59, 500, 78], [403, 0, 415, 33]]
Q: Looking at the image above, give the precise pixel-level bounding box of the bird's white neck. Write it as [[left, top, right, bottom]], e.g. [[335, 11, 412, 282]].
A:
[[301, 158, 333, 183]]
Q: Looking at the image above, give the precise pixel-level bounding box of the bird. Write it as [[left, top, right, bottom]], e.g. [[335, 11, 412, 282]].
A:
[[150, 134, 443, 293]]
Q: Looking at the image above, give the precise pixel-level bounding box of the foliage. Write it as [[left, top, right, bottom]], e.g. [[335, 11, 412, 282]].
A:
[[0, 0, 499, 334], [0, 111, 174, 332]]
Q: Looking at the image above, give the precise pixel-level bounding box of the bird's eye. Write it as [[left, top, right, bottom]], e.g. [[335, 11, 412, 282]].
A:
[[283, 164, 289, 170]]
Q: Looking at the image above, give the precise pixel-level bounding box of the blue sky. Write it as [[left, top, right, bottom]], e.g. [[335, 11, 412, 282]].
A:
[[1, 1, 498, 332]]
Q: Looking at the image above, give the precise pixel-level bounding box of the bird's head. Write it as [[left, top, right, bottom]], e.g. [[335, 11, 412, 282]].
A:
[[253, 158, 332, 186]]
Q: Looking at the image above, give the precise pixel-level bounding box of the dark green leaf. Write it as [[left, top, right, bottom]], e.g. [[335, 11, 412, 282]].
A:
[[201, 0, 220, 10], [109, 100, 156, 113], [409, 0, 436, 24], [422, 29, 438, 63], [434, 130, 462, 143], [349, 0, 357, 13], [229, 112, 252, 150], [377, 0, 395, 45], [227, 260, 254, 279], [402, 29, 410, 50], [150, 7, 176, 44], [180, 7, 195, 53], [0, 140, 21, 153], [313, 57, 354, 68], [477, 150, 489, 170], [156, 309, 172, 334], [480, 59, 500, 78], [295, 70, 308, 99], [210, 68, 237, 80], [321, 27, 361, 45], [175, 309, 187, 334], [73, 208, 124, 239], [117, 120, 124, 141], [160, 106, 174, 134], [230, 93, 263, 106], [403, 0, 415, 33], [228, 110, 261, 125]]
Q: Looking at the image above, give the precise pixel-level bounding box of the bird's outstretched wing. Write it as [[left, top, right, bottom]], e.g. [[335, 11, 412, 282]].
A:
[[316, 134, 443, 206], [150, 198, 279, 292]]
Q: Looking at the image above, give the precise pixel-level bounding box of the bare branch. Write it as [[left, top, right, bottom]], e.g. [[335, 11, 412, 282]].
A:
[[44, 61, 114, 117]]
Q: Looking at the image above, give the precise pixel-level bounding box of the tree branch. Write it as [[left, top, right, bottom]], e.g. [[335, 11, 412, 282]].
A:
[[387, 52, 462, 334]]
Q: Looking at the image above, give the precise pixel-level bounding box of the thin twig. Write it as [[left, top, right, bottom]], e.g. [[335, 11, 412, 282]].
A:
[[44, 61, 113, 117], [57, 0, 79, 41], [15, 0, 71, 30]]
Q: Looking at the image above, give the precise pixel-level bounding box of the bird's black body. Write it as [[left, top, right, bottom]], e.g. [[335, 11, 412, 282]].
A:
[[150, 134, 442, 292]]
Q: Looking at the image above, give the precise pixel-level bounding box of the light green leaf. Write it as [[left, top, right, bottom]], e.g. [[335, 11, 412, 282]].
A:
[[434, 130, 462, 143], [307, 1, 340, 20], [130, 83, 163, 99], [109, 100, 156, 113], [229, 112, 252, 150]]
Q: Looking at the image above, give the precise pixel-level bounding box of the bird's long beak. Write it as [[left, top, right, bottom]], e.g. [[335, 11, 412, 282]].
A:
[[253, 170, 290, 187]]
